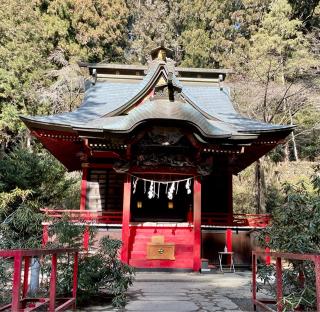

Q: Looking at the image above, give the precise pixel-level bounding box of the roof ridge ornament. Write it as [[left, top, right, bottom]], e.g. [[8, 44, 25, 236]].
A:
[[153, 70, 182, 102], [150, 44, 174, 61]]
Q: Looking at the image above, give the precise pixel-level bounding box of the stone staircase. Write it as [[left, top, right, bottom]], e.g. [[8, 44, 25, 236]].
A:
[[128, 226, 194, 269]]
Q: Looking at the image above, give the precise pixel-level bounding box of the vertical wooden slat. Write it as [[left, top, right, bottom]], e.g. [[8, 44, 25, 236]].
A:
[[72, 252, 79, 309], [227, 174, 233, 225], [252, 253, 257, 311], [80, 167, 88, 210], [315, 255, 320, 312], [22, 256, 30, 298], [265, 235, 271, 265], [42, 224, 49, 247], [83, 225, 90, 251], [276, 257, 283, 312], [193, 177, 201, 272], [11, 254, 22, 311], [121, 175, 131, 263], [49, 253, 57, 311]]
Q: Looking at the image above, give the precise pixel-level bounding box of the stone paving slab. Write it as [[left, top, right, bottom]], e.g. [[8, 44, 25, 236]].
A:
[[77, 271, 256, 311]]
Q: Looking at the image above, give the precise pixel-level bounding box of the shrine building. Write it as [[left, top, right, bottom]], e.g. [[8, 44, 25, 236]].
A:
[[21, 46, 293, 271]]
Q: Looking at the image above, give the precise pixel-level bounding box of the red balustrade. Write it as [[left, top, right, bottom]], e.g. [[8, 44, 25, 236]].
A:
[[41, 209, 270, 228], [252, 251, 320, 312], [202, 212, 271, 227], [41, 208, 122, 224], [0, 248, 78, 312]]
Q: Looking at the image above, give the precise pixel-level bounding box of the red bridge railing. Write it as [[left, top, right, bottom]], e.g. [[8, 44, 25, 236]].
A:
[[252, 251, 320, 312], [0, 248, 78, 312]]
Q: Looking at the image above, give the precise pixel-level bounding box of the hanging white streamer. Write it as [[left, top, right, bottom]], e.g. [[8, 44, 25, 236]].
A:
[[132, 177, 138, 194], [131, 175, 196, 200]]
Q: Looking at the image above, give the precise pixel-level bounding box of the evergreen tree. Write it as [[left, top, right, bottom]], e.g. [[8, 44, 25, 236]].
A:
[[39, 0, 130, 62]]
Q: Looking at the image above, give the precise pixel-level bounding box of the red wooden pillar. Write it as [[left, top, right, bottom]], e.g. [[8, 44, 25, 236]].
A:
[[121, 175, 131, 264], [42, 223, 49, 247], [226, 229, 232, 252], [49, 253, 57, 311], [83, 225, 90, 251], [265, 235, 271, 265], [276, 257, 283, 312], [12, 254, 22, 311], [22, 256, 30, 298], [80, 167, 88, 210], [227, 174, 233, 226], [193, 177, 201, 272], [315, 255, 320, 312], [72, 251, 79, 308]]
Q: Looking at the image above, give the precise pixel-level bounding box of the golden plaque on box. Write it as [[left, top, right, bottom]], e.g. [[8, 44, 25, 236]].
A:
[[147, 235, 175, 260]]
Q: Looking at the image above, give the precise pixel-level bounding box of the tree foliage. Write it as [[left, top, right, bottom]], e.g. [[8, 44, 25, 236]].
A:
[[0, 147, 79, 248], [257, 165, 320, 310]]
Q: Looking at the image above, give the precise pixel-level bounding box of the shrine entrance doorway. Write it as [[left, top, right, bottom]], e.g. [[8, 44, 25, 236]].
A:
[[130, 177, 193, 223]]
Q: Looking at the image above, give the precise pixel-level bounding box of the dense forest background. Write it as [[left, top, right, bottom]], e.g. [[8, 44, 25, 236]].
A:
[[0, 0, 319, 233]]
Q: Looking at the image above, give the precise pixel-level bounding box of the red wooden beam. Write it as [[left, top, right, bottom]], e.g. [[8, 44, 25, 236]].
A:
[[130, 166, 197, 175], [91, 151, 120, 158], [85, 163, 114, 169], [121, 175, 131, 263], [193, 178, 201, 272]]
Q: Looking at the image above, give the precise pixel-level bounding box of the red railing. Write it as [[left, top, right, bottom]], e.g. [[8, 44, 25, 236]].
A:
[[201, 212, 271, 227], [41, 209, 270, 227], [41, 208, 123, 224], [252, 251, 320, 312], [0, 248, 78, 312]]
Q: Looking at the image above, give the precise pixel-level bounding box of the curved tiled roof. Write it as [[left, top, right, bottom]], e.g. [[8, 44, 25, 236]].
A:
[[21, 60, 294, 138], [77, 98, 232, 138]]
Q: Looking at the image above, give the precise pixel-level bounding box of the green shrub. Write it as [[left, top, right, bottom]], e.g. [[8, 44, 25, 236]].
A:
[[257, 164, 320, 310]]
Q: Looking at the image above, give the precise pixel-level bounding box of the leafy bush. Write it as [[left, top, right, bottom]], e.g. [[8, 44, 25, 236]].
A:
[[47, 218, 135, 307], [0, 147, 80, 248], [257, 164, 320, 310]]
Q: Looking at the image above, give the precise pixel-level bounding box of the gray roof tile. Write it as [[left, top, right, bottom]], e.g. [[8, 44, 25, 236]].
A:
[[21, 60, 293, 136]]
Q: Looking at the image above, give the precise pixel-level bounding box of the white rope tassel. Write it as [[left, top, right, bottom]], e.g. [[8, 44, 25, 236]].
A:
[[132, 177, 138, 194], [185, 178, 191, 194], [167, 182, 175, 200], [148, 181, 155, 199]]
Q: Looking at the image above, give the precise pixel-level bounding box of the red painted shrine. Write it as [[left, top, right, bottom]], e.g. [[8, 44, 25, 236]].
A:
[[21, 46, 293, 271]]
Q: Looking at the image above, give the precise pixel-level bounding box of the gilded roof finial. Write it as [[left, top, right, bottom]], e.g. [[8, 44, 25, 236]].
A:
[[157, 48, 167, 61], [150, 45, 173, 61]]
